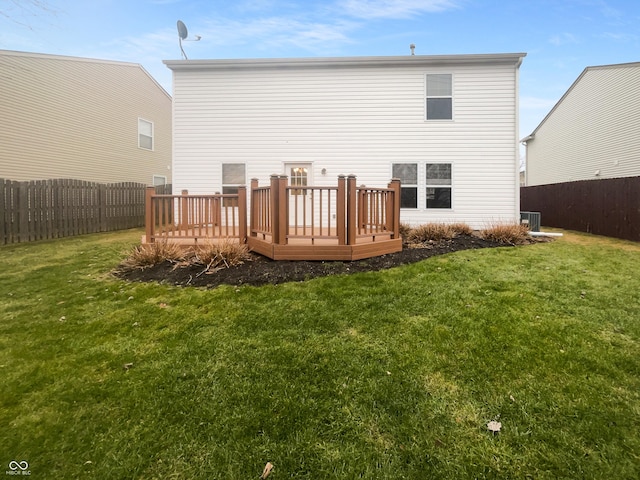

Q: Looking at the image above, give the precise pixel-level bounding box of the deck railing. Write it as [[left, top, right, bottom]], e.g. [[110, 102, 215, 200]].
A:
[[144, 175, 401, 260], [249, 174, 401, 245], [144, 186, 247, 244]]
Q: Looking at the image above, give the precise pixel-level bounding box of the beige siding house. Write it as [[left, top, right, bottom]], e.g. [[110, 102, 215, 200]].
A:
[[165, 53, 525, 229], [523, 62, 640, 186], [0, 50, 172, 185]]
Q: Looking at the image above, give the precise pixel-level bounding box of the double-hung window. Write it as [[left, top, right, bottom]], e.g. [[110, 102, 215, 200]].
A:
[[426, 163, 452, 209], [138, 118, 153, 150], [426, 74, 452, 120], [392, 163, 418, 209], [222, 163, 246, 206]]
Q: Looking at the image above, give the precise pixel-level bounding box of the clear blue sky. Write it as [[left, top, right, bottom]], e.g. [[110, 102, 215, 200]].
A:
[[2, 0, 639, 149]]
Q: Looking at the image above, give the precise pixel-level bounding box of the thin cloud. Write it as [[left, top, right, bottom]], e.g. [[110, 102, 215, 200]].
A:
[[200, 16, 358, 54], [549, 32, 579, 46], [599, 32, 638, 42], [340, 0, 460, 19]]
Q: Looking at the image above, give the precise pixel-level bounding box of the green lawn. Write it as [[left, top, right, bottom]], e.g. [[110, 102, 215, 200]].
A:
[[1, 229, 639, 479]]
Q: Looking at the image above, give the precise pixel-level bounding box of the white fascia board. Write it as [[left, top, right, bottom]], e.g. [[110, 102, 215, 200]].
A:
[[163, 53, 527, 72]]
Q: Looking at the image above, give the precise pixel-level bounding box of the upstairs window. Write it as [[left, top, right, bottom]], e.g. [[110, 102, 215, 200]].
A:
[[392, 163, 418, 209], [426, 74, 452, 120], [426, 163, 452, 209], [138, 118, 154, 150]]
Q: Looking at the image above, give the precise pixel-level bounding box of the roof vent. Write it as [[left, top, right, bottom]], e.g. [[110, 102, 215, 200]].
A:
[[410, 44, 416, 55]]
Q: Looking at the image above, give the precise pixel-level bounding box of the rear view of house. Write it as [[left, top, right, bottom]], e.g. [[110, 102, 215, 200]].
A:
[[0, 50, 172, 185], [165, 52, 525, 229]]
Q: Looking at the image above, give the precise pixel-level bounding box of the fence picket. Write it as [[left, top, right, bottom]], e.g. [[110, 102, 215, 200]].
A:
[[0, 178, 171, 245], [521, 176, 640, 242]]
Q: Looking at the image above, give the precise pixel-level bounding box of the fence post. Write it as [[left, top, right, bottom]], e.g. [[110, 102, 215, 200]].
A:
[[18, 181, 29, 243], [346, 175, 357, 245], [387, 178, 401, 239], [237, 185, 247, 243]]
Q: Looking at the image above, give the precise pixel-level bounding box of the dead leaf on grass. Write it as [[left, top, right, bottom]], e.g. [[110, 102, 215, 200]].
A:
[[487, 420, 502, 434], [260, 462, 274, 479]]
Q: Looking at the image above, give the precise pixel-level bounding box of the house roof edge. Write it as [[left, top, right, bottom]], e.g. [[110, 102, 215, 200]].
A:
[[163, 53, 527, 71]]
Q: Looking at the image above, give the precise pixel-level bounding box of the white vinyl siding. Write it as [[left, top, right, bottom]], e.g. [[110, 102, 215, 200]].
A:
[[168, 54, 523, 228], [526, 63, 640, 186], [0, 50, 172, 184]]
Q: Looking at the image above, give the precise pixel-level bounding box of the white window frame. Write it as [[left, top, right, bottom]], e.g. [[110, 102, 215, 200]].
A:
[[138, 118, 154, 150], [425, 162, 453, 209], [222, 163, 246, 206], [152, 175, 167, 186], [425, 74, 453, 121], [392, 163, 418, 209]]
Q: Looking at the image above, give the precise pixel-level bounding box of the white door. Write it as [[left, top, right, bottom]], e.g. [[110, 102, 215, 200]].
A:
[[284, 163, 313, 229]]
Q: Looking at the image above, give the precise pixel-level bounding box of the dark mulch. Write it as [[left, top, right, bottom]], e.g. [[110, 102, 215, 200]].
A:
[[114, 234, 544, 289]]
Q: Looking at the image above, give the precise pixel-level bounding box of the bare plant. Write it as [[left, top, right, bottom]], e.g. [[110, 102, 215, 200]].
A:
[[449, 222, 474, 236], [480, 223, 530, 245], [120, 241, 187, 270], [407, 223, 458, 243], [193, 240, 250, 274]]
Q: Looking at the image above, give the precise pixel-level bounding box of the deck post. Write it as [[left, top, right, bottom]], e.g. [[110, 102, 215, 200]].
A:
[[270, 175, 279, 244], [145, 186, 155, 244], [337, 175, 346, 245], [358, 185, 368, 231], [180, 189, 189, 232], [388, 178, 401, 238], [347, 175, 357, 245], [249, 179, 259, 238], [237, 184, 247, 243], [277, 175, 288, 245]]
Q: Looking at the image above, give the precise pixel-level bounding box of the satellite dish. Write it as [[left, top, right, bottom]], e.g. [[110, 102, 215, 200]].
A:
[[177, 20, 201, 59], [177, 20, 188, 40]]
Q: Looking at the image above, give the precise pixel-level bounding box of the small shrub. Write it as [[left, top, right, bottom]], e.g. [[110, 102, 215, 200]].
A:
[[121, 241, 187, 270], [399, 223, 413, 242], [407, 223, 457, 243], [449, 222, 474, 236], [193, 240, 250, 272], [480, 223, 530, 245]]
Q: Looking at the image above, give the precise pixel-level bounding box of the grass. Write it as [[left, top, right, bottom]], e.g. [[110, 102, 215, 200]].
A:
[[1, 229, 639, 479]]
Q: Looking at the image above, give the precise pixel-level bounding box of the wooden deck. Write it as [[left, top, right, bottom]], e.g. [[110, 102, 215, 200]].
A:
[[143, 175, 402, 261]]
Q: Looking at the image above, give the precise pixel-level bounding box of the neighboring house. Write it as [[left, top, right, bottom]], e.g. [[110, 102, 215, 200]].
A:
[[164, 52, 526, 229], [522, 61, 640, 186], [0, 50, 172, 185]]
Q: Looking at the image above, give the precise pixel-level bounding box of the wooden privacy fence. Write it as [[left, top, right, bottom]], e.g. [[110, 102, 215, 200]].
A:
[[144, 174, 402, 261], [520, 176, 640, 242], [0, 179, 171, 245]]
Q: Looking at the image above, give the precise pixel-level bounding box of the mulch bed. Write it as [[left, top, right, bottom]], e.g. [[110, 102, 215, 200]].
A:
[[114, 234, 544, 289]]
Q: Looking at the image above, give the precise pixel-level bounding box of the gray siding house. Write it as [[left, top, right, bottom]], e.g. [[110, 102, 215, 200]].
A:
[[165, 53, 526, 229], [523, 62, 640, 186], [0, 50, 172, 185]]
